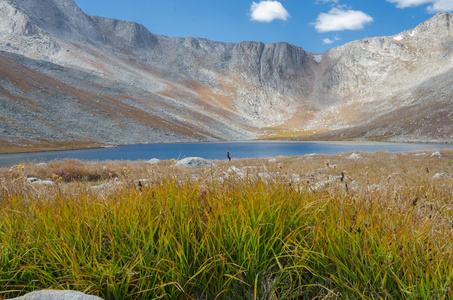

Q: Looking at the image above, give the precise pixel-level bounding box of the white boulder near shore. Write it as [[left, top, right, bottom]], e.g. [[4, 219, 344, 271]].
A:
[[431, 151, 442, 157], [7, 290, 103, 300], [146, 158, 161, 164], [27, 177, 55, 185], [347, 153, 362, 160], [175, 157, 215, 168]]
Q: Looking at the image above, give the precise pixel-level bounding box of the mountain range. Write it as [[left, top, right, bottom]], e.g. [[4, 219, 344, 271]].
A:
[[0, 0, 452, 149]]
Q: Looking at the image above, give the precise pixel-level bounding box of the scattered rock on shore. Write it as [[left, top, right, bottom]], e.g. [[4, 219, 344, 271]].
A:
[[175, 157, 214, 168], [27, 177, 41, 183], [146, 158, 161, 164], [348, 153, 362, 160], [227, 166, 246, 178], [433, 173, 445, 179], [431, 151, 442, 157], [27, 177, 55, 185], [7, 290, 103, 300]]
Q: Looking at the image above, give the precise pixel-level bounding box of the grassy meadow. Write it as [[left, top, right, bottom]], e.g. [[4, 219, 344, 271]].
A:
[[1, 149, 453, 299]]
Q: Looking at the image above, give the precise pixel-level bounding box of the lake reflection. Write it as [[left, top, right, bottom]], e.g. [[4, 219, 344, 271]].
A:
[[0, 141, 452, 167]]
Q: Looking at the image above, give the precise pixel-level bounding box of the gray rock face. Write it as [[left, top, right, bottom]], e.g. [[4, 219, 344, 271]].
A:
[[299, 11, 453, 141], [89, 16, 159, 50], [13, 0, 101, 39], [7, 290, 103, 300], [0, 0, 452, 145]]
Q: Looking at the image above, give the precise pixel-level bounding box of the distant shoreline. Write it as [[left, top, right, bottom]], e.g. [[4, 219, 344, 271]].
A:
[[0, 138, 452, 155], [1, 140, 453, 168]]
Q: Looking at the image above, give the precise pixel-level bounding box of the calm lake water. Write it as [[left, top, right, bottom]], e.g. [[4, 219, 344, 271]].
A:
[[0, 141, 452, 167]]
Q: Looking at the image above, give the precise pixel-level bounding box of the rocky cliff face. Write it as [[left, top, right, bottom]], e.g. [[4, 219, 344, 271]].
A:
[[0, 0, 452, 146], [302, 11, 453, 141]]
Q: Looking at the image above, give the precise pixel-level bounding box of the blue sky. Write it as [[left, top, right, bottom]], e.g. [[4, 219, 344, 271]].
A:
[[73, 0, 453, 54]]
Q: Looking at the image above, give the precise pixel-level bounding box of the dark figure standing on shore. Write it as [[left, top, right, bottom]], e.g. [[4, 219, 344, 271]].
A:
[[227, 151, 231, 161]]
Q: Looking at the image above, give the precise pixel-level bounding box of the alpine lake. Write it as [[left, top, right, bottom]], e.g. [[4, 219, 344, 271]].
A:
[[1, 140, 452, 167]]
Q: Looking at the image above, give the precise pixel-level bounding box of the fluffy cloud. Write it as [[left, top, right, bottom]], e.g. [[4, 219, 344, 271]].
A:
[[250, 1, 290, 23], [314, 8, 373, 32], [322, 38, 334, 44], [316, 0, 339, 3], [427, 0, 453, 12], [387, 0, 453, 12], [387, 0, 431, 8]]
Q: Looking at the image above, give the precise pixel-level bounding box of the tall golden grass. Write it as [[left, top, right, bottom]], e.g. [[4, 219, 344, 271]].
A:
[[0, 150, 452, 299]]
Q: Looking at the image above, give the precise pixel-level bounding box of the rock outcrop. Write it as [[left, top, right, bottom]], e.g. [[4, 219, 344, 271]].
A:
[[175, 157, 215, 168], [7, 290, 103, 300]]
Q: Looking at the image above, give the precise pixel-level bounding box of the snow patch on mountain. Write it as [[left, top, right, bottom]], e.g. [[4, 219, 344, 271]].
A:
[[313, 54, 322, 63]]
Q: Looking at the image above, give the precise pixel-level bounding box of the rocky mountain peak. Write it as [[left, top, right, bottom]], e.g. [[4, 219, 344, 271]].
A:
[[6, 0, 102, 40], [402, 11, 452, 42], [420, 11, 452, 32], [88, 16, 159, 50]]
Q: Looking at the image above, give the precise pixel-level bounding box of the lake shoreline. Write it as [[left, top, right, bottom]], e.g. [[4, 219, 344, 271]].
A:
[[1, 138, 452, 155], [0, 141, 107, 155], [1, 140, 453, 168]]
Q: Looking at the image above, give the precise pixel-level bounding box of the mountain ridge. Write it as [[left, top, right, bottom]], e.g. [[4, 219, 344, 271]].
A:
[[0, 0, 452, 148]]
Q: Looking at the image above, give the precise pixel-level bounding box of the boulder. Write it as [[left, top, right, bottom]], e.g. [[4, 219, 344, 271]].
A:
[[227, 166, 246, 177], [175, 157, 214, 168], [348, 153, 362, 160], [26, 178, 55, 185], [39, 180, 55, 185], [431, 151, 442, 157], [146, 158, 161, 164], [27, 177, 41, 183], [7, 290, 103, 300], [90, 182, 122, 190]]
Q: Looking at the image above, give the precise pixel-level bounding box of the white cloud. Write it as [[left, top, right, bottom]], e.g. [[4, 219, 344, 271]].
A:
[[314, 8, 373, 32], [250, 1, 290, 23], [387, 0, 453, 12], [316, 0, 339, 3], [322, 38, 334, 44], [427, 0, 453, 12], [387, 0, 431, 8]]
